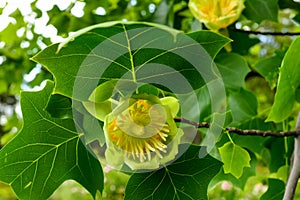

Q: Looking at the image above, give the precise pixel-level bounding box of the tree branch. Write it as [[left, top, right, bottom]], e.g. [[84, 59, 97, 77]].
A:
[[283, 112, 300, 200], [174, 117, 300, 137], [231, 28, 300, 36]]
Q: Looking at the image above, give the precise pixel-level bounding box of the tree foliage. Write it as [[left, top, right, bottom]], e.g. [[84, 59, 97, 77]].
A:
[[1, 0, 300, 199]]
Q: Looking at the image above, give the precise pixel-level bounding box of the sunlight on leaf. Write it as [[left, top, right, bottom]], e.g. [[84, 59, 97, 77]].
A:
[[219, 142, 251, 178], [0, 81, 103, 199]]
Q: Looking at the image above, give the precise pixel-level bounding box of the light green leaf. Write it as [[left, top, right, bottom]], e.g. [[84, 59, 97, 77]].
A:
[[260, 178, 285, 200], [243, 0, 279, 23], [0, 81, 103, 199], [219, 142, 251, 178], [215, 53, 250, 89], [210, 151, 257, 189], [267, 37, 300, 122], [124, 145, 222, 200]]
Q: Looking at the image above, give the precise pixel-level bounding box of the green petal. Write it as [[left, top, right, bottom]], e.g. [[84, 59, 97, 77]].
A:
[[89, 80, 117, 102], [160, 96, 179, 118], [160, 128, 184, 164], [125, 156, 160, 170], [83, 100, 112, 121], [105, 143, 125, 169]]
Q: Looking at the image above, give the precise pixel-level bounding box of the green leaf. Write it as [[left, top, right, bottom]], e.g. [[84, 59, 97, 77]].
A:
[[0, 81, 104, 199], [187, 30, 231, 59], [124, 145, 222, 200], [279, 0, 300, 10], [267, 37, 300, 122], [294, 13, 300, 24], [243, 0, 279, 23], [215, 53, 250, 89], [229, 28, 260, 55], [210, 151, 257, 189], [46, 94, 72, 118], [73, 101, 106, 146], [231, 117, 275, 154], [218, 142, 251, 178], [260, 178, 285, 200], [228, 88, 258, 124], [32, 22, 226, 101], [264, 137, 293, 172], [253, 51, 284, 89]]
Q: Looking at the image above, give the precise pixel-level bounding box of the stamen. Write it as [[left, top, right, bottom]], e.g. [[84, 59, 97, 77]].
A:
[[107, 98, 173, 163]]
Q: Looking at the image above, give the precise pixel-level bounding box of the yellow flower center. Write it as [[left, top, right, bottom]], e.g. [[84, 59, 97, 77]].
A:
[[108, 99, 171, 162]]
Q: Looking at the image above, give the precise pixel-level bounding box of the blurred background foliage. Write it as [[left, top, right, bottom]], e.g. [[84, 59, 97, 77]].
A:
[[1, 0, 300, 199]]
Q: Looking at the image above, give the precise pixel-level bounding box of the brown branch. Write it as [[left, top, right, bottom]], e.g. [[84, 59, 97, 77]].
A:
[[174, 117, 300, 137], [284, 112, 300, 199], [231, 28, 300, 36]]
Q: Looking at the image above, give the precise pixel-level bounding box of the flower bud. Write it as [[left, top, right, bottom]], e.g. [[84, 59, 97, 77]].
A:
[[189, 0, 245, 30]]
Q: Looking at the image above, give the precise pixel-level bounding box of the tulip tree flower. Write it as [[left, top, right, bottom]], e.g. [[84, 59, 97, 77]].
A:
[[189, 0, 245, 30], [84, 93, 183, 170]]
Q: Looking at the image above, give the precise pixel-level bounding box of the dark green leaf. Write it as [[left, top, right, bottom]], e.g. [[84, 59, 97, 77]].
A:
[[0, 81, 103, 199], [124, 145, 222, 200], [253, 52, 284, 89], [32, 22, 223, 101], [228, 88, 258, 124], [267, 37, 300, 122], [278, 0, 300, 10], [215, 53, 250, 89], [264, 137, 293, 172], [231, 117, 275, 154], [260, 178, 285, 200], [229, 27, 260, 55], [46, 94, 72, 118], [243, 0, 279, 23], [293, 13, 300, 24], [188, 30, 231, 59]]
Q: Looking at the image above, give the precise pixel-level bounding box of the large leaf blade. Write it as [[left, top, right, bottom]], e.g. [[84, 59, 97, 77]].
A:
[[32, 22, 227, 101], [124, 145, 223, 200], [243, 0, 279, 23], [267, 37, 300, 122], [0, 81, 103, 199]]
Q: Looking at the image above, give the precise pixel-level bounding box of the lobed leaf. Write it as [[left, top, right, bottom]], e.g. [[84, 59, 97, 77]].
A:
[[32, 22, 229, 101], [0, 81, 103, 199], [124, 145, 222, 200], [218, 142, 251, 178]]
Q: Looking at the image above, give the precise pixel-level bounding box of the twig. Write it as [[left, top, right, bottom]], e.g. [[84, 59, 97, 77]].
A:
[[283, 112, 300, 200], [231, 28, 300, 36], [174, 117, 300, 137]]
